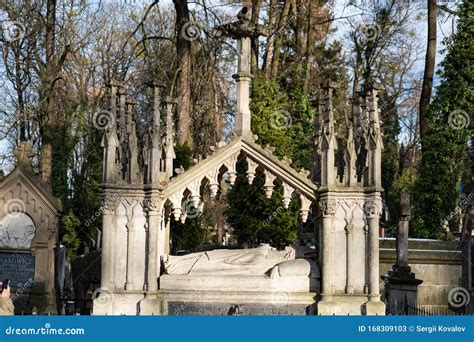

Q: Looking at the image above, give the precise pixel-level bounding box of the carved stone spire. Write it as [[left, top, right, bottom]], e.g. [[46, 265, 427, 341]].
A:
[[164, 97, 177, 180], [102, 82, 120, 183], [147, 82, 164, 184], [366, 85, 384, 188], [319, 81, 337, 188]]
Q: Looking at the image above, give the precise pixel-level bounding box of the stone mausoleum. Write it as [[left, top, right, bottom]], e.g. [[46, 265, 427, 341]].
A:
[[94, 6, 386, 315], [0, 142, 61, 314]]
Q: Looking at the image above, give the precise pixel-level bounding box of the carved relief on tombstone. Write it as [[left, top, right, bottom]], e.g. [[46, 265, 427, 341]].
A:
[[0, 213, 36, 249]]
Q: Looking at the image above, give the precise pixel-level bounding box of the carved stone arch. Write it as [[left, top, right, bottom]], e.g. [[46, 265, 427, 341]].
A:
[[114, 201, 128, 232], [351, 201, 366, 232]]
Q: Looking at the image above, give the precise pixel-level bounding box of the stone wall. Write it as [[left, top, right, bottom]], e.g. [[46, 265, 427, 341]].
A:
[[379, 238, 462, 308]]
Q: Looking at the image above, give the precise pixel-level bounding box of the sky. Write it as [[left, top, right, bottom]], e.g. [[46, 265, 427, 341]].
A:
[[0, 0, 461, 172]]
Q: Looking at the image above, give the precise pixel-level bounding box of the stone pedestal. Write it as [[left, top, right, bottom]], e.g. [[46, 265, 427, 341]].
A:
[[382, 266, 422, 315]]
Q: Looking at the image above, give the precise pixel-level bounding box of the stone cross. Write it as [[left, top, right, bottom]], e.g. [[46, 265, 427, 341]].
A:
[[217, 6, 267, 139], [14, 141, 34, 164]]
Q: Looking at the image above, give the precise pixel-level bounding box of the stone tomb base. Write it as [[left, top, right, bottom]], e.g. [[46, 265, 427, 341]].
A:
[[93, 274, 317, 315], [317, 294, 386, 315], [141, 289, 316, 316]]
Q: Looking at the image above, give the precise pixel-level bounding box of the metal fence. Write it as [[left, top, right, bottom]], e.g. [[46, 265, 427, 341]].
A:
[[388, 301, 469, 316]]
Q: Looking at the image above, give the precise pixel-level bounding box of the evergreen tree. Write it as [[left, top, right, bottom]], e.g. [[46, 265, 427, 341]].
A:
[[226, 75, 314, 248], [414, 1, 473, 238]]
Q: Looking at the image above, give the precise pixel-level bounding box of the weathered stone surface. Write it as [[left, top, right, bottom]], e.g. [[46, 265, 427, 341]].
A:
[[168, 302, 310, 316], [0, 214, 36, 249], [163, 244, 295, 276], [160, 274, 314, 292]]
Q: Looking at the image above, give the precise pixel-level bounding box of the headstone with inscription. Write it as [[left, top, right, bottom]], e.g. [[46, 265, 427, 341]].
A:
[[0, 141, 61, 314]]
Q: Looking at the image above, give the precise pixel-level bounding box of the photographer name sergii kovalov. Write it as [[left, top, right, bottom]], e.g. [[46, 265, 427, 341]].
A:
[[416, 325, 466, 333]]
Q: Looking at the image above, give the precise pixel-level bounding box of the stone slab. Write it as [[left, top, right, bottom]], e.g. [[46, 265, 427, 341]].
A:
[[160, 274, 311, 292], [0, 252, 35, 290], [168, 302, 310, 316]]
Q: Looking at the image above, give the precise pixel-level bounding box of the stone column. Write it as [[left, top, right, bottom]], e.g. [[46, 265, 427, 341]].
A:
[[145, 198, 163, 291], [396, 192, 411, 268], [365, 200, 381, 299], [345, 224, 354, 294], [125, 219, 134, 290], [101, 198, 116, 290], [382, 193, 422, 314], [319, 200, 337, 295], [233, 36, 252, 139]]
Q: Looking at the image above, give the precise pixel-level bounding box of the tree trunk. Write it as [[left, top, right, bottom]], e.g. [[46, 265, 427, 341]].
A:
[[263, 0, 277, 79], [419, 0, 437, 148], [270, 0, 292, 81], [250, 0, 262, 73], [303, 0, 315, 93], [39, 0, 57, 188], [294, 0, 306, 64], [173, 0, 193, 147]]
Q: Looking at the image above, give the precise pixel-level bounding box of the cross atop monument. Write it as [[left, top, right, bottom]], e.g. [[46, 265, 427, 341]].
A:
[[217, 6, 267, 139], [14, 140, 34, 165]]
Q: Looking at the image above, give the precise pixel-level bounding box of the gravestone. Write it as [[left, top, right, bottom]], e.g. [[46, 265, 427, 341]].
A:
[[0, 141, 62, 314], [382, 192, 422, 314]]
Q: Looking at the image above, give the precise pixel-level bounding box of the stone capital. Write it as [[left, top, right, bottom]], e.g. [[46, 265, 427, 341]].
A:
[[319, 200, 337, 217], [144, 198, 163, 215], [364, 200, 381, 218], [102, 194, 121, 215]]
